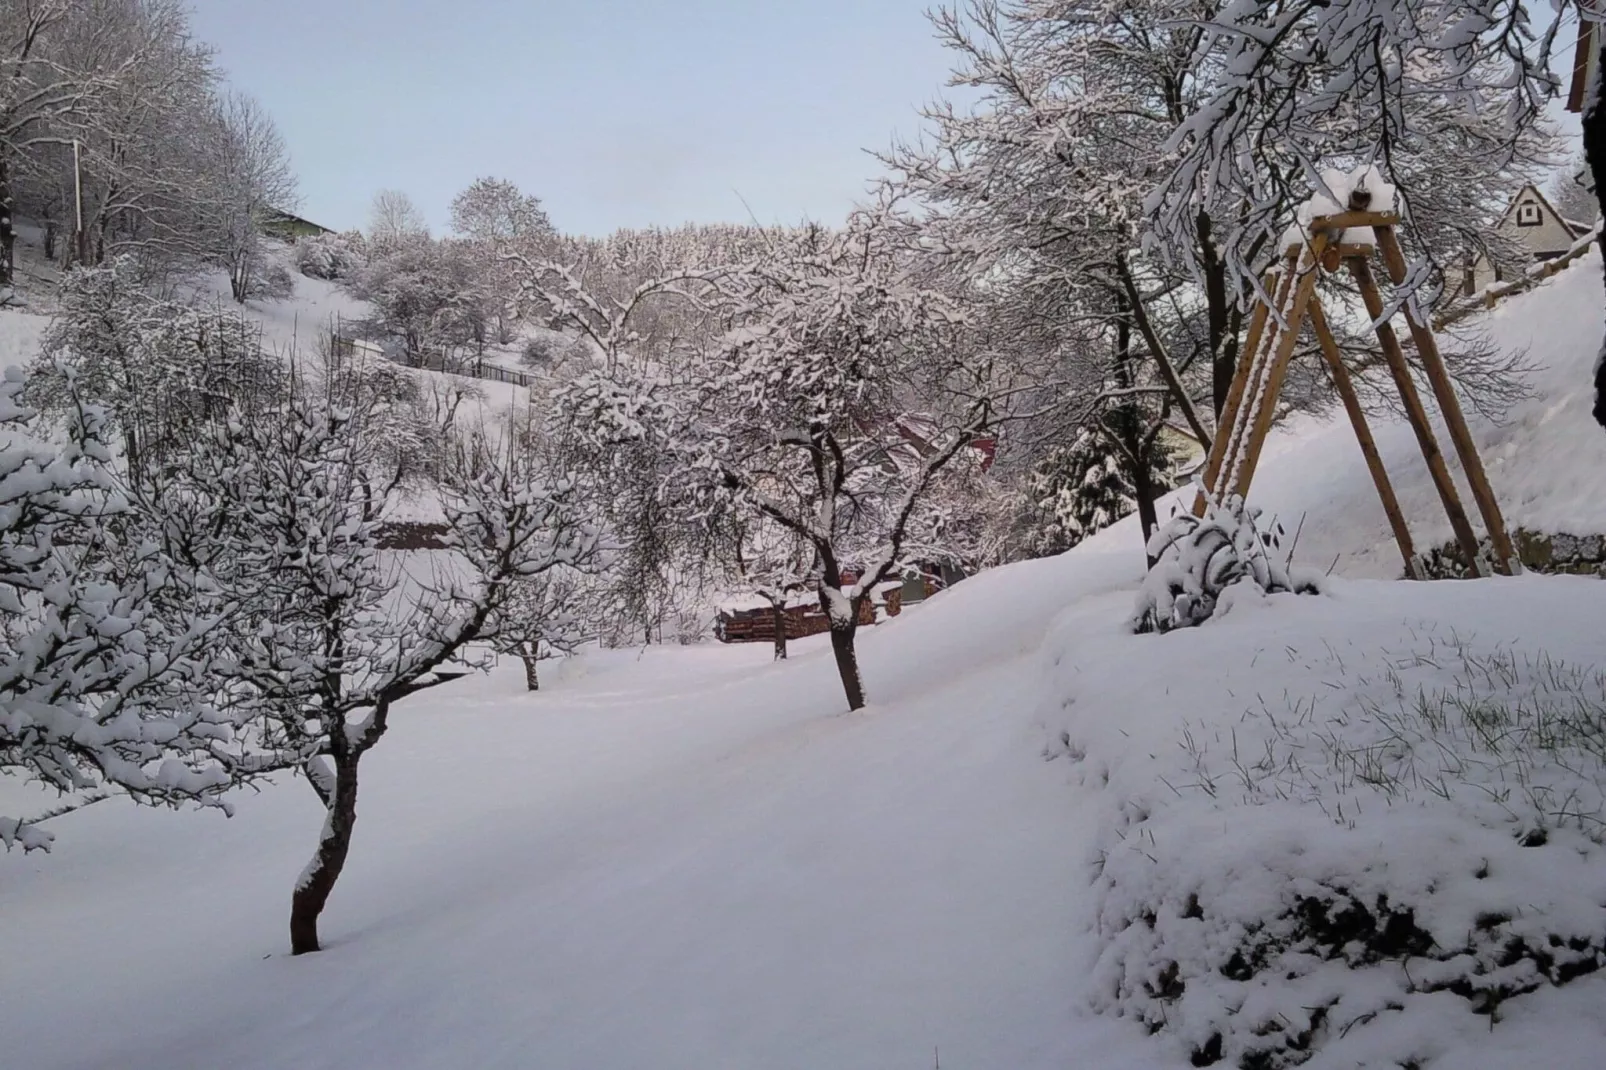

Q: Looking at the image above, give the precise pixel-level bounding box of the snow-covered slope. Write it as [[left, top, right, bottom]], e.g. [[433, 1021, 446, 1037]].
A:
[[2, 252, 1604, 1070]]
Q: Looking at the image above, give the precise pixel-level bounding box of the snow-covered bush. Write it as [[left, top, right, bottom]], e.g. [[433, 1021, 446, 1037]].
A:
[[0, 368, 240, 851], [33, 260, 279, 477], [1132, 491, 1318, 634], [291, 230, 367, 280], [1074, 630, 1606, 1069]]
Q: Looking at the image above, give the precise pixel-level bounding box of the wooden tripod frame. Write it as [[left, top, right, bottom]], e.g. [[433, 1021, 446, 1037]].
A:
[[1193, 206, 1519, 579]]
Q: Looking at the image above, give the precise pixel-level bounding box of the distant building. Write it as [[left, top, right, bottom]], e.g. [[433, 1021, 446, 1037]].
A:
[[261, 207, 332, 242], [1463, 184, 1592, 296]]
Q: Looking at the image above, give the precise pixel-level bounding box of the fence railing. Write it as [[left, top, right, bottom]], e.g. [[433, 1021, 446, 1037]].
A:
[[331, 332, 538, 389]]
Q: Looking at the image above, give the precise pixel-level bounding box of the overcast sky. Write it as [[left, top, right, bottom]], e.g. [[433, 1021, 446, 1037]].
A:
[[188, 0, 956, 237]]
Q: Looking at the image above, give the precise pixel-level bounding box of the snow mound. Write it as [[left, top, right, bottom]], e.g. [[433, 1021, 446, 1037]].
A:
[[1048, 577, 1606, 1069]]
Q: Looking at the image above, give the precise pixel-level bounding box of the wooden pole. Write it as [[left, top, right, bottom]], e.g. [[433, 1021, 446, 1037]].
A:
[[1194, 269, 1275, 515], [1347, 256, 1487, 574], [1375, 226, 1519, 575], [1308, 296, 1421, 578], [72, 139, 86, 268], [1195, 254, 1297, 514], [1231, 239, 1327, 498]]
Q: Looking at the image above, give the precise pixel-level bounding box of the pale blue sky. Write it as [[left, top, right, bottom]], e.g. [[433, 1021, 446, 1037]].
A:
[[188, 0, 956, 237]]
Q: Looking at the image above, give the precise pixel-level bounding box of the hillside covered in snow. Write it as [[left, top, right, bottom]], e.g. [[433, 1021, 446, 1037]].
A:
[[3, 240, 1605, 1070]]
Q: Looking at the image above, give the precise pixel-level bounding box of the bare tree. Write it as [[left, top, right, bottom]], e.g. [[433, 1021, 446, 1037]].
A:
[[207, 91, 297, 303], [1552, 147, 1600, 227], [368, 188, 428, 247], [450, 176, 553, 244]]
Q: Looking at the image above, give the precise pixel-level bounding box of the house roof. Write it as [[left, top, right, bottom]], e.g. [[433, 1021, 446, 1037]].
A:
[[262, 207, 332, 235], [1495, 183, 1592, 240]]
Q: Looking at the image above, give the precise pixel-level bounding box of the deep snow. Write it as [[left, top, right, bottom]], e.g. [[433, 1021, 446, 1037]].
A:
[[1, 248, 1605, 1070]]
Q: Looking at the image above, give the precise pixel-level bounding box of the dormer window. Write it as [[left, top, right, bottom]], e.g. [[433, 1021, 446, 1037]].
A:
[[1516, 201, 1542, 227]]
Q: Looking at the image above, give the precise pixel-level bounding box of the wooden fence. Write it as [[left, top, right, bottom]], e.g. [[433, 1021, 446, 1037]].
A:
[[1435, 228, 1601, 330], [716, 588, 902, 644]]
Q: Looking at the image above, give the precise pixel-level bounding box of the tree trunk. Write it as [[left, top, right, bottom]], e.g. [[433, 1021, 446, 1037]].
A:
[[771, 602, 788, 661], [1132, 445, 1160, 566], [520, 653, 540, 691], [0, 155, 14, 289], [828, 624, 865, 711], [1586, 28, 1606, 431], [1198, 212, 1234, 416], [289, 754, 361, 955]]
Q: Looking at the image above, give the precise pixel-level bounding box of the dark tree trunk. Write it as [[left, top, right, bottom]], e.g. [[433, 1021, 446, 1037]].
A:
[[770, 602, 788, 661], [1585, 31, 1606, 431], [0, 155, 14, 289], [828, 623, 865, 711], [290, 754, 361, 955], [1132, 446, 1161, 566], [1111, 292, 1159, 563], [520, 653, 540, 691], [817, 553, 865, 710], [1198, 211, 1234, 416]]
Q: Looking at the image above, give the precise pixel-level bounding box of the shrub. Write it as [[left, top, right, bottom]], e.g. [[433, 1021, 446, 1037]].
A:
[[292, 230, 367, 280], [1132, 490, 1318, 634]]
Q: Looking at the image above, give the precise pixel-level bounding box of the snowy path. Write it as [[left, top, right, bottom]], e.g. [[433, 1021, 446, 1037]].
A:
[[1, 549, 1157, 1070]]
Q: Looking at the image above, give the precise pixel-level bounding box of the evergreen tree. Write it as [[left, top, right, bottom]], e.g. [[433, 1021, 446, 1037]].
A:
[[1019, 427, 1174, 559]]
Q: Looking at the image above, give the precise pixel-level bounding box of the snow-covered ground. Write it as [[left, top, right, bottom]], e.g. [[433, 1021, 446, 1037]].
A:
[[2, 251, 1605, 1069]]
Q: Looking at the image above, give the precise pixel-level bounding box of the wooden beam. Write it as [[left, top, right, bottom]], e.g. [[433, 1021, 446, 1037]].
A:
[[1347, 256, 1487, 574], [1194, 270, 1273, 515], [1306, 210, 1402, 232], [1377, 227, 1408, 285], [1375, 226, 1518, 575], [1231, 240, 1326, 497], [1195, 256, 1295, 515], [1308, 295, 1420, 578]]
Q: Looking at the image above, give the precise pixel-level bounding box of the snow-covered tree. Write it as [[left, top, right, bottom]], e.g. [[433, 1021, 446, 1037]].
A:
[[507, 250, 734, 646], [0, 367, 240, 851], [490, 566, 595, 690], [449, 177, 555, 343], [1146, 0, 1566, 304], [689, 208, 1002, 711], [731, 516, 816, 661], [291, 229, 367, 281], [1016, 426, 1175, 559], [159, 382, 599, 954], [345, 235, 492, 365]]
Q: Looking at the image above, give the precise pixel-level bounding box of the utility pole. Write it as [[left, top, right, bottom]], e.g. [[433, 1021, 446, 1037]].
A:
[[72, 139, 88, 268]]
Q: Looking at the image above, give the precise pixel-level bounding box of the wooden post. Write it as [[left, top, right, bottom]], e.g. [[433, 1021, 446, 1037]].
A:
[[1375, 226, 1518, 575], [1194, 269, 1274, 515], [1232, 239, 1327, 497], [1347, 256, 1487, 574], [1308, 296, 1421, 578], [1195, 254, 1297, 514]]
